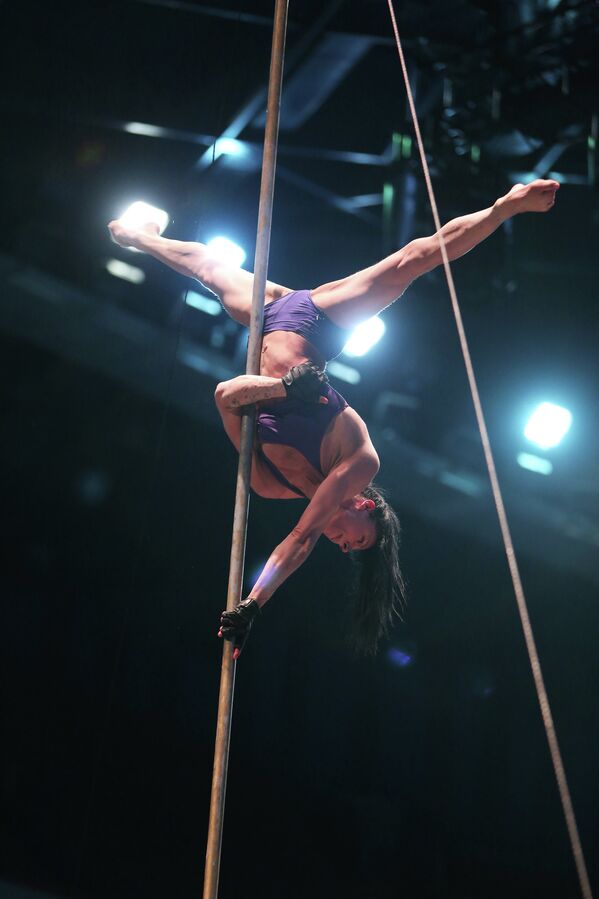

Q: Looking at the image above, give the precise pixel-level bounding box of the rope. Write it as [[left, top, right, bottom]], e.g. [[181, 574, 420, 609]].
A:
[[385, 3, 592, 897]]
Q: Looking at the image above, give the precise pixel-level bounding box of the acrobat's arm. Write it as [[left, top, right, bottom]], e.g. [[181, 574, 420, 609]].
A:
[[215, 365, 329, 413], [219, 451, 379, 656], [250, 452, 379, 603]]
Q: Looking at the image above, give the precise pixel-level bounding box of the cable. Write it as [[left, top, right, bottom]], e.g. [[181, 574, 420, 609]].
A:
[[385, 2, 593, 897]]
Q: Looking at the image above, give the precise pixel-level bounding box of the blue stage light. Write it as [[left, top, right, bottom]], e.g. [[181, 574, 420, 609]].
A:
[[388, 647, 414, 668], [215, 138, 248, 158], [105, 258, 145, 284], [124, 121, 167, 138], [524, 402, 572, 450], [185, 291, 221, 316], [206, 236, 246, 269], [327, 360, 361, 384], [517, 452, 553, 475], [342, 316, 385, 357]]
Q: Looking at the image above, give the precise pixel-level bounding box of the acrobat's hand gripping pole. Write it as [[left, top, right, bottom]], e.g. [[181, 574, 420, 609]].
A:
[[202, 3, 289, 898]]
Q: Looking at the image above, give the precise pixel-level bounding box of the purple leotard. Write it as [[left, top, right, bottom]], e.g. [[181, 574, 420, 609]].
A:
[[257, 289, 350, 497]]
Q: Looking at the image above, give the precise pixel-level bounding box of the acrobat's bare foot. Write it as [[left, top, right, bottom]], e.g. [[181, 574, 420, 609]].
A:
[[501, 179, 560, 215], [108, 220, 159, 249]]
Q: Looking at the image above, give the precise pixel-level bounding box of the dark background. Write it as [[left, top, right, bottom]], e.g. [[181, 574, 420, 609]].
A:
[[0, 1, 598, 897]]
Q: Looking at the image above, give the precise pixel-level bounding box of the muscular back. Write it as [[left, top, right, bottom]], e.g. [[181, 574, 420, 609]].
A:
[[216, 327, 377, 499]]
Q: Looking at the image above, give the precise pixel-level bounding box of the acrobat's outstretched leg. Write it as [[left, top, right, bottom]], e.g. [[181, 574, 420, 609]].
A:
[[107, 220, 292, 326], [310, 179, 559, 330]]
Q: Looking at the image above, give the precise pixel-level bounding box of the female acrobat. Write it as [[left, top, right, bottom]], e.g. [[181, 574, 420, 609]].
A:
[[108, 178, 558, 656]]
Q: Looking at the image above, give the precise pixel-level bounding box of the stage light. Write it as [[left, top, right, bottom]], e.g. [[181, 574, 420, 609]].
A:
[[438, 469, 484, 497], [342, 316, 385, 357], [388, 647, 414, 668], [215, 138, 248, 158], [517, 452, 553, 476], [118, 201, 169, 235], [105, 258, 145, 284], [185, 290, 221, 316], [124, 121, 167, 138], [206, 236, 246, 269], [524, 402, 572, 450], [207, 138, 249, 163], [327, 360, 361, 384]]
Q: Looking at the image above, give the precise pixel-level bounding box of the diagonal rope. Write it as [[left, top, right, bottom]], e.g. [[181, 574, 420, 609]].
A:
[[385, 3, 592, 898]]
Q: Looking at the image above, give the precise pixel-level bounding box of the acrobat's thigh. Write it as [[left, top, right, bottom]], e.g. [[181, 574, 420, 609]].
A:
[[211, 270, 293, 327], [310, 245, 419, 329]]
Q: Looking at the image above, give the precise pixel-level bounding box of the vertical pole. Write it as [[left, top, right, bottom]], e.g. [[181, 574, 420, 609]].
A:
[[202, 3, 289, 898]]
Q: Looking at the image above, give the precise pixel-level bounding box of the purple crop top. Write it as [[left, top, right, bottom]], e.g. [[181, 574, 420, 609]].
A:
[[262, 289, 349, 361]]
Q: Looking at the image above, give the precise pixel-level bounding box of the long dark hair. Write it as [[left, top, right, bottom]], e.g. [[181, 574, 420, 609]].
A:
[[348, 483, 406, 655]]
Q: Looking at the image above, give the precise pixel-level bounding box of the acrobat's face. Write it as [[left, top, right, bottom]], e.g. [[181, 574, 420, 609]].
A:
[[323, 496, 377, 553]]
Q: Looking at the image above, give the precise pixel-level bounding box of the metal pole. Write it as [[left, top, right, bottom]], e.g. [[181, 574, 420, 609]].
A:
[[202, 3, 289, 898]]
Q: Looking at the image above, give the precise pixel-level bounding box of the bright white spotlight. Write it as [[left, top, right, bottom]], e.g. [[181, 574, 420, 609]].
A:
[[524, 402, 572, 450], [118, 201, 169, 235], [105, 258, 145, 284], [206, 236, 246, 269], [215, 138, 248, 158], [342, 316, 385, 357], [124, 122, 167, 138], [517, 452, 553, 476]]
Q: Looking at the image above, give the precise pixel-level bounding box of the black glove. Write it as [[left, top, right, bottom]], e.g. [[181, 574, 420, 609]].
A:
[[219, 598, 260, 659], [282, 362, 329, 403]]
